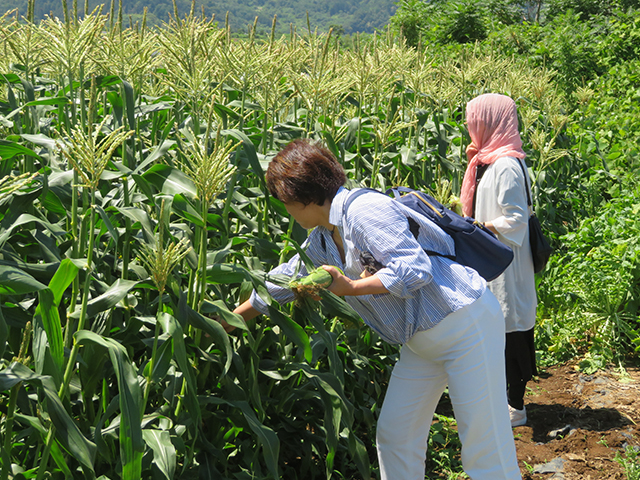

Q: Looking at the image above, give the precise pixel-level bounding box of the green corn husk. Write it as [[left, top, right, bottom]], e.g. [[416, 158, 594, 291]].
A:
[[289, 266, 342, 299]]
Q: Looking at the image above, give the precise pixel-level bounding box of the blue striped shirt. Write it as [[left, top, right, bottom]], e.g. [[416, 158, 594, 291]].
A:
[[249, 186, 486, 344]]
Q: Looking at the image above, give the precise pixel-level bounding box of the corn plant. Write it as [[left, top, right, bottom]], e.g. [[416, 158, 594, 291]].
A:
[[0, 7, 611, 479]]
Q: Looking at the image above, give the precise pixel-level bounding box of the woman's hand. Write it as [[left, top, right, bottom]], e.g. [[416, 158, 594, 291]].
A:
[[321, 265, 389, 297], [321, 265, 357, 296]]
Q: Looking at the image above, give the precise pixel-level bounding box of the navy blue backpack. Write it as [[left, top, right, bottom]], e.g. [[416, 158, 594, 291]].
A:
[[344, 187, 514, 282]]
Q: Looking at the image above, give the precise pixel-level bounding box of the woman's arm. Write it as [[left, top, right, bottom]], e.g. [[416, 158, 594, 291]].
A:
[[218, 300, 261, 333], [322, 265, 389, 296], [483, 221, 498, 235]]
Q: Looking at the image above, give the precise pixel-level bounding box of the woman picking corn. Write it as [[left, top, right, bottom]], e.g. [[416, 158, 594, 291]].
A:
[[460, 93, 538, 429], [230, 139, 522, 480]]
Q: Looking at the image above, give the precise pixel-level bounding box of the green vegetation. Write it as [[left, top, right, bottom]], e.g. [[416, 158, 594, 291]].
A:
[[0, 0, 396, 34], [616, 444, 640, 480], [0, 0, 638, 478]]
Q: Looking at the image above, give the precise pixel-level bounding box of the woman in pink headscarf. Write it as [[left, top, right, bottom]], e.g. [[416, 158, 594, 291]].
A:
[[460, 93, 538, 428]]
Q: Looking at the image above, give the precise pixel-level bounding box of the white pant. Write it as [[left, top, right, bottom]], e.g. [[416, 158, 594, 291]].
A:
[[376, 289, 521, 480]]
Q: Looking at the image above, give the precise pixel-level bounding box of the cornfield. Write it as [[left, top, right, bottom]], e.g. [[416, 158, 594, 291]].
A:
[[0, 4, 569, 479]]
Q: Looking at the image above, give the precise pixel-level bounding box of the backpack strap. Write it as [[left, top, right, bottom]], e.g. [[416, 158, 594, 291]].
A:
[[342, 187, 455, 261], [343, 188, 381, 215], [515, 158, 533, 208]]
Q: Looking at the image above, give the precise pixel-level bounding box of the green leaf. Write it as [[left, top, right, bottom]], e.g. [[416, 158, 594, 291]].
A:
[[121, 80, 136, 132], [172, 194, 203, 227], [267, 306, 312, 363], [319, 290, 362, 327], [74, 332, 144, 480], [142, 164, 197, 198], [41, 189, 67, 215], [0, 73, 22, 84], [24, 97, 71, 107], [0, 213, 66, 249], [69, 279, 138, 319], [142, 429, 176, 480], [0, 307, 7, 358], [223, 129, 265, 189], [48, 259, 80, 306], [0, 362, 97, 479], [297, 299, 343, 384], [115, 207, 155, 244], [36, 288, 64, 373], [131, 174, 156, 204], [95, 206, 120, 243], [323, 130, 340, 159], [236, 401, 280, 478], [134, 140, 176, 175], [348, 431, 371, 479], [318, 387, 341, 475], [158, 313, 201, 426], [0, 140, 40, 160], [206, 263, 251, 284], [0, 265, 48, 295], [195, 396, 279, 477], [199, 299, 245, 331], [16, 411, 74, 479], [298, 364, 353, 425], [20, 133, 58, 150], [149, 335, 173, 383], [183, 298, 233, 376]]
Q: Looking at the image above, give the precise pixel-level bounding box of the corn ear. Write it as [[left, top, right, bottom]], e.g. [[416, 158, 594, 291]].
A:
[[289, 266, 343, 299]]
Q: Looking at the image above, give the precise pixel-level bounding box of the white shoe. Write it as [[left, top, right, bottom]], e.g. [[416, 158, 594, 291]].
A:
[[509, 405, 527, 427]]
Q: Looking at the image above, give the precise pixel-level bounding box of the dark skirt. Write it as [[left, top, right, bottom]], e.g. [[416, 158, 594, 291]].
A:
[[505, 327, 538, 384]]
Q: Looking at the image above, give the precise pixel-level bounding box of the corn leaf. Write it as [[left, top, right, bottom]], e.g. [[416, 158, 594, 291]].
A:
[[236, 401, 280, 479], [267, 306, 312, 363], [142, 429, 176, 480], [95, 206, 120, 243], [0, 213, 66, 249], [116, 206, 156, 245], [14, 413, 74, 478], [69, 279, 138, 319], [206, 263, 251, 284], [20, 133, 58, 150], [318, 290, 362, 326], [296, 299, 343, 384], [223, 129, 265, 189], [0, 140, 40, 160], [74, 331, 144, 480], [48, 258, 80, 306], [35, 288, 64, 373], [348, 431, 371, 479], [0, 362, 97, 479], [158, 312, 201, 428], [121, 80, 136, 132], [142, 164, 197, 198], [134, 139, 176, 175], [0, 265, 48, 295], [318, 387, 342, 476], [185, 298, 233, 375], [0, 307, 6, 359], [171, 193, 204, 227]]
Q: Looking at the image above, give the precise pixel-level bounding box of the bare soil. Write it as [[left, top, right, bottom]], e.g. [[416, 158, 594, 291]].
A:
[[515, 361, 640, 480]]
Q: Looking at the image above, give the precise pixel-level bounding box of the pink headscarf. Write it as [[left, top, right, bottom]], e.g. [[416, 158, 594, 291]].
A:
[[459, 93, 526, 217]]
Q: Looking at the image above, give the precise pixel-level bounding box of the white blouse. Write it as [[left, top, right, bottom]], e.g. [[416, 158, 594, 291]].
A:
[[474, 156, 537, 333]]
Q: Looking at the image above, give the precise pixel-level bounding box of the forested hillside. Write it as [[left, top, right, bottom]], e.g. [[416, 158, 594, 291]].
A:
[[0, 0, 396, 33]]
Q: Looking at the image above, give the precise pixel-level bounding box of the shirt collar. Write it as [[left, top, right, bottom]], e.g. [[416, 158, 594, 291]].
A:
[[329, 186, 349, 228]]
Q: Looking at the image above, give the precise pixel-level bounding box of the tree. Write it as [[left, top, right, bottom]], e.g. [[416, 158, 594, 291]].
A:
[[389, 0, 432, 47], [439, 0, 489, 43]]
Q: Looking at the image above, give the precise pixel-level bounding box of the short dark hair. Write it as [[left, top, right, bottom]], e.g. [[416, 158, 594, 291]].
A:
[[266, 139, 346, 206]]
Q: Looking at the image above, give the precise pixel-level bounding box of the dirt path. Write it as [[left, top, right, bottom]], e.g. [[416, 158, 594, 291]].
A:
[[516, 362, 640, 479]]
